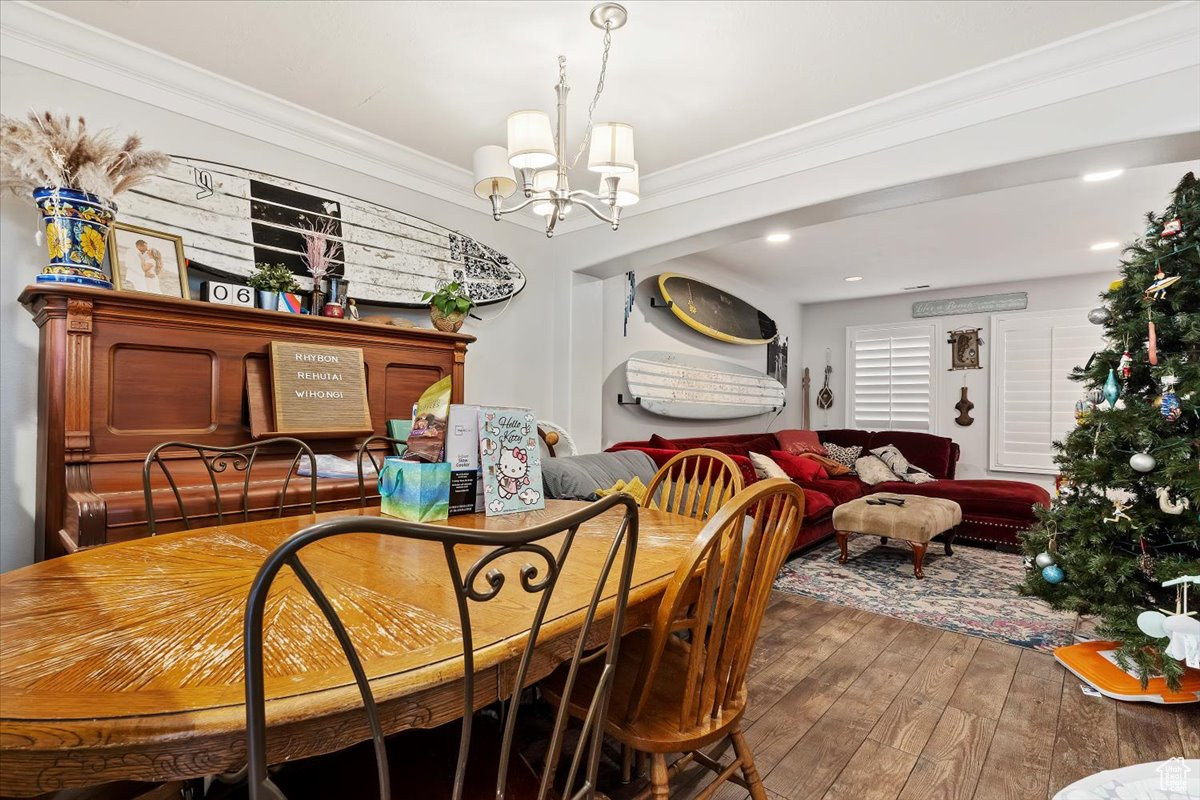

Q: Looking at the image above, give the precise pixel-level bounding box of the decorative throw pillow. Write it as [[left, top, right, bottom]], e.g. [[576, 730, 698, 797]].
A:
[[871, 444, 937, 484], [797, 453, 851, 476], [823, 442, 863, 470], [594, 476, 654, 507], [769, 450, 827, 482], [854, 455, 901, 486], [775, 429, 827, 456], [648, 433, 681, 450], [748, 452, 789, 481]]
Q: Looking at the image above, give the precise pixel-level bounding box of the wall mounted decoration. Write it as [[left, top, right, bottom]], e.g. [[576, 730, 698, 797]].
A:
[[656, 272, 778, 345], [623, 270, 635, 336], [121, 157, 526, 308], [955, 386, 975, 427], [623, 350, 785, 420], [947, 327, 983, 370], [108, 222, 189, 299], [767, 335, 789, 387], [912, 292, 1027, 318], [816, 349, 834, 410]]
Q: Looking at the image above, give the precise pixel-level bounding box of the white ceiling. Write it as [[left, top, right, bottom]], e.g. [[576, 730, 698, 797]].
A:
[[35, 0, 1167, 176], [694, 161, 1199, 304]]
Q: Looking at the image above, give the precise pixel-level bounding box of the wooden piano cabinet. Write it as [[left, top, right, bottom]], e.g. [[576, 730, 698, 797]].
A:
[[20, 285, 473, 560]]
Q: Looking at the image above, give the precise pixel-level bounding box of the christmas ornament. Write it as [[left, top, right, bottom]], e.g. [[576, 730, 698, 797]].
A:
[[1139, 536, 1156, 579], [1148, 310, 1158, 365], [1137, 609, 1168, 638], [1102, 498, 1133, 524], [1156, 486, 1190, 515], [1086, 387, 1104, 406], [1035, 551, 1056, 569], [1041, 564, 1065, 584], [1074, 399, 1091, 424], [1160, 217, 1183, 239], [1144, 269, 1181, 301], [1108, 279, 1124, 292], [1162, 577, 1200, 669], [1160, 375, 1181, 422], [1118, 350, 1132, 380], [1087, 307, 1111, 325], [1102, 369, 1120, 408], [1129, 452, 1156, 472]]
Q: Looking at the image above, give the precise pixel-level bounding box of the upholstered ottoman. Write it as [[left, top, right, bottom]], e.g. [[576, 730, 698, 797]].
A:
[[833, 493, 962, 579]]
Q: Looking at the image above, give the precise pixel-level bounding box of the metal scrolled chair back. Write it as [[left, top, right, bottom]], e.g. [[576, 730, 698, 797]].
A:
[[643, 447, 745, 521], [243, 493, 640, 800], [355, 434, 407, 506], [142, 437, 318, 535]]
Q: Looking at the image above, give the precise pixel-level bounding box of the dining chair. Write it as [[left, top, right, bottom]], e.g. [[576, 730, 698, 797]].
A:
[[355, 434, 408, 506], [541, 478, 805, 800], [142, 438, 318, 534], [642, 448, 745, 521], [242, 493, 640, 800]]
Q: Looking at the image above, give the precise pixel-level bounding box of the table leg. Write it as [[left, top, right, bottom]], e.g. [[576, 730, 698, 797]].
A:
[[944, 529, 956, 556], [910, 541, 927, 579], [837, 531, 850, 564]]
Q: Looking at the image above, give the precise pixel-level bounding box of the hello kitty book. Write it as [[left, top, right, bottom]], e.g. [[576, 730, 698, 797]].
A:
[[477, 407, 544, 516]]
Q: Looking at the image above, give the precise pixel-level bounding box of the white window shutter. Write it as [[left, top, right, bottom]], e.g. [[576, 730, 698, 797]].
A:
[[848, 324, 934, 432]]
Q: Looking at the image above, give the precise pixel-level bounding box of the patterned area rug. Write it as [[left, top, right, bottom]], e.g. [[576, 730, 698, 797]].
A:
[[773, 537, 1077, 651]]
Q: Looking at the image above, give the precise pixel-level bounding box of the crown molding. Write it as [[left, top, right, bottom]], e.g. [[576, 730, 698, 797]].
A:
[[0, 1, 546, 232], [2, 1, 1196, 240]]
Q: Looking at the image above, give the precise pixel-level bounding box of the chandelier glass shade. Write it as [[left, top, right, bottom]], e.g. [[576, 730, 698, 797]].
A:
[[470, 3, 637, 238]]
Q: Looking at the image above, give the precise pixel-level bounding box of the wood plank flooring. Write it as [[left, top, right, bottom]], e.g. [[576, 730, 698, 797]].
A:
[[611, 592, 1193, 800]]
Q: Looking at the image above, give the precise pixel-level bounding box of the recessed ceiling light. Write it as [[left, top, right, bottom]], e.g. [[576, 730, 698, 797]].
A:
[[1090, 241, 1120, 251], [1082, 169, 1124, 182], [844, 276, 863, 282], [765, 233, 791, 243]]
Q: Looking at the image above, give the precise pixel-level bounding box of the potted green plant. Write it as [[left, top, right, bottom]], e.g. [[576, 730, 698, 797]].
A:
[[246, 263, 300, 310], [0, 112, 168, 289], [423, 282, 474, 332]]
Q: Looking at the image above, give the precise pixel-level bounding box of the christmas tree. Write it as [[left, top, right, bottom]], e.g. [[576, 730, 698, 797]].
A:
[[1021, 171, 1199, 690]]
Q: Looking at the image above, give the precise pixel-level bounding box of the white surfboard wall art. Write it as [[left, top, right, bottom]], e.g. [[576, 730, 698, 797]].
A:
[[119, 157, 527, 307], [624, 350, 787, 420]]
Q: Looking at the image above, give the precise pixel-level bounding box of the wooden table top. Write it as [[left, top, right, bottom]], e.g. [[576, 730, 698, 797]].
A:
[[0, 501, 703, 796]]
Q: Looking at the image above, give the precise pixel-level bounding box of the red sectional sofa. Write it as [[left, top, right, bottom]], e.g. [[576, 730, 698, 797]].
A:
[[607, 429, 1050, 553]]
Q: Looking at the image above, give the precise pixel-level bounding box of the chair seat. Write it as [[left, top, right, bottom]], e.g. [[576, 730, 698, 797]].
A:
[[541, 628, 748, 753]]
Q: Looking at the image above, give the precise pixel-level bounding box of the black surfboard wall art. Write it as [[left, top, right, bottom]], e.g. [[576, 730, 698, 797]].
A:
[[656, 272, 778, 345]]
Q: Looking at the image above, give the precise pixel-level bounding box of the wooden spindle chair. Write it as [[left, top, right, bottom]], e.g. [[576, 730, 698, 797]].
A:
[[642, 448, 744, 521], [242, 493, 640, 800], [142, 438, 318, 535], [542, 478, 804, 800]]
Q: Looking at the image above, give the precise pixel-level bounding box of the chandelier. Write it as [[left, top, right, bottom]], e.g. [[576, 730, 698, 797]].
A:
[[471, 3, 638, 238]]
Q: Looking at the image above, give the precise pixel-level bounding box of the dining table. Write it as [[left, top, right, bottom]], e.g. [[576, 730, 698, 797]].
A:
[[0, 500, 704, 797]]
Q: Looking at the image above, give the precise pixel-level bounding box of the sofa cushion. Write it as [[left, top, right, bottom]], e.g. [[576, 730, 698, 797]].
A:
[[748, 452, 789, 480], [541, 450, 659, 500], [867, 479, 1051, 523], [770, 450, 827, 482], [648, 433, 681, 450], [776, 429, 827, 456], [855, 454, 901, 485], [797, 477, 865, 506], [866, 431, 955, 479], [705, 435, 778, 460], [818, 429, 874, 450], [824, 442, 863, 470], [801, 489, 835, 523]]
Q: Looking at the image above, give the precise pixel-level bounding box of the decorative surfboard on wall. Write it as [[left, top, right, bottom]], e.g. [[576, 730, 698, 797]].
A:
[[119, 157, 526, 307], [624, 350, 786, 420], [656, 272, 777, 345]]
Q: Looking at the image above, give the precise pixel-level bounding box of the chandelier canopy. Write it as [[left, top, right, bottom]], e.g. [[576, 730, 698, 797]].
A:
[[471, 3, 638, 238]]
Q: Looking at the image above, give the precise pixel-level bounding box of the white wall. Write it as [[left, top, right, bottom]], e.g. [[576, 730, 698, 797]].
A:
[[798, 272, 1111, 488], [0, 58, 557, 570], [601, 256, 802, 447]]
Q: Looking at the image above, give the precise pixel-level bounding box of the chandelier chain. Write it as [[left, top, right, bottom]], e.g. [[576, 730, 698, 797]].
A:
[[565, 21, 612, 170]]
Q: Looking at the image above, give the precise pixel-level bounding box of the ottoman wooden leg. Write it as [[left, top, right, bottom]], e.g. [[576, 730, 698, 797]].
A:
[[837, 531, 850, 564], [944, 529, 956, 556], [910, 541, 927, 579], [880, 536, 889, 545]]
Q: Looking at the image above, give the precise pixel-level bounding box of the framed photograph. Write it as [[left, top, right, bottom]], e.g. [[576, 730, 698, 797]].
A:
[[109, 223, 190, 299]]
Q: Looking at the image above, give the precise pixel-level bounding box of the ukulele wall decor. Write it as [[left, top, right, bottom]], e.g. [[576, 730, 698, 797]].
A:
[[955, 386, 975, 427], [816, 350, 834, 410]]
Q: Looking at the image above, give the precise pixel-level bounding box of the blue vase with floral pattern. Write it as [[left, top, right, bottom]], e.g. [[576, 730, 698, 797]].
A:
[[33, 187, 116, 289]]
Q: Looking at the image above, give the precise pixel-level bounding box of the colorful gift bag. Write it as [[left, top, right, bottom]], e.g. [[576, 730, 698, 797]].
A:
[[378, 457, 450, 522]]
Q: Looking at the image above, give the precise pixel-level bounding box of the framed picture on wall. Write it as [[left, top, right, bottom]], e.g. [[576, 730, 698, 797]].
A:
[[109, 223, 190, 299]]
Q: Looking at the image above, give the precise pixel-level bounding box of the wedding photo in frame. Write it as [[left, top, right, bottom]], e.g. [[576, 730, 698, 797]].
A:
[[108, 222, 190, 299]]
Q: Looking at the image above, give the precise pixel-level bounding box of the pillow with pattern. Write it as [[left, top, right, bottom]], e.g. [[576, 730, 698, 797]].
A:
[[871, 444, 938, 484], [823, 442, 862, 470]]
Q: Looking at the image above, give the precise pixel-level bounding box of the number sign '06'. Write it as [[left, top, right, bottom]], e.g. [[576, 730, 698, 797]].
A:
[[270, 341, 372, 435], [200, 280, 255, 307]]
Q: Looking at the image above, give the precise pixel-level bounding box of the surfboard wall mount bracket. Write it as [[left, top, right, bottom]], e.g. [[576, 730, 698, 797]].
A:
[[617, 393, 643, 406], [649, 297, 674, 309]]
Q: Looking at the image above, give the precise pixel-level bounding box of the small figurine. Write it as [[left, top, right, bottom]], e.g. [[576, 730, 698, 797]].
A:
[[1119, 350, 1133, 380], [1161, 375, 1181, 422], [1103, 498, 1134, 525], [347, 298, 360, 321], [1145, 269, 1181, 302]]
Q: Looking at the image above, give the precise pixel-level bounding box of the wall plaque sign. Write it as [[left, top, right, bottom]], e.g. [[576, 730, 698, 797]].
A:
[[912, 292, 1027, 318], [270, 341, 371, 434]]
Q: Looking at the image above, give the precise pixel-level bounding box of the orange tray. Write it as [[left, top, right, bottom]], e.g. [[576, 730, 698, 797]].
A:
[[1055, 640, 1200, 704]]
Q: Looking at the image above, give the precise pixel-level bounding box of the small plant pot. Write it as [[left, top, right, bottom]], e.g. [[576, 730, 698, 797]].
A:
[[430, 307, 466, 332], [256, 289, 280, 310]]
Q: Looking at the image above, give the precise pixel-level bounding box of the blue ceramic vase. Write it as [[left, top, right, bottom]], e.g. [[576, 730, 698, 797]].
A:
[[33, 187, 117, 289]]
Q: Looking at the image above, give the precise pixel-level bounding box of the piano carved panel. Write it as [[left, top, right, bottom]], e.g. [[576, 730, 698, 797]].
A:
[[21, 285, 473, 560]]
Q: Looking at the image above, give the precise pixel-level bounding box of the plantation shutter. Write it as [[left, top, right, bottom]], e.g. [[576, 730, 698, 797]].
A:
[[848, 324, 934, 432], [990, 310, 1103, 473]]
